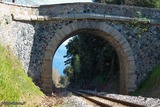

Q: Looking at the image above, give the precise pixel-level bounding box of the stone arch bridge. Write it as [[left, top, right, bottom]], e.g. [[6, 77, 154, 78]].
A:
[[0, 2, 160, 95]]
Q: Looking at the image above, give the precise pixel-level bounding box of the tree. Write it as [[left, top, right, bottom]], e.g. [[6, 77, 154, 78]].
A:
[[93, 0, 125, 5], [93, 0, 160, 8], [63, 66, 74, 78], [135, 0, 157, 8], [63, 33, 119, 89], [59, 76, 68, 87]]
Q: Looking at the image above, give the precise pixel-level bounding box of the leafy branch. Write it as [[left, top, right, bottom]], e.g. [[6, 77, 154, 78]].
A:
[[130, 11, 149, 38]]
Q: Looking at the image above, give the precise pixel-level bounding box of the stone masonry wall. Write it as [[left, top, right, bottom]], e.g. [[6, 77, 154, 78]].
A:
[[107, 21, 160, 84], [38, 3, 160, 19], [29, 20, 160, 86], [0, 2, 38, 81], [0, 2, 160, 88]]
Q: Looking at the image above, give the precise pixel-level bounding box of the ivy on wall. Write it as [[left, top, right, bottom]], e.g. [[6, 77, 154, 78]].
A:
[[130, 11, 149, 38]]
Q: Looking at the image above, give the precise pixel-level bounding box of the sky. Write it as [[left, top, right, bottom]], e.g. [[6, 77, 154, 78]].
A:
[[52, 38, 72, 76]]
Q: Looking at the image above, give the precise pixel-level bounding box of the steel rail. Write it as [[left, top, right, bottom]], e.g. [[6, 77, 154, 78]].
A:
[[71, 89, 145, 107]]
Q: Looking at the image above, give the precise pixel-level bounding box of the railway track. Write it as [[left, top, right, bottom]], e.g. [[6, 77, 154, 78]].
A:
[[71, 90, 145, 107]]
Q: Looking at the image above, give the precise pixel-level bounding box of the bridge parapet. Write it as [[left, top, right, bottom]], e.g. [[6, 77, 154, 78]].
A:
[[37, 3, 160, 19], [1, 2, 160, 20], [0, 1, 38, 17]]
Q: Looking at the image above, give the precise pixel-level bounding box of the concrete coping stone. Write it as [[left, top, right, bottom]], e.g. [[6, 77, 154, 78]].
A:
[[12, 13, 160, 24]]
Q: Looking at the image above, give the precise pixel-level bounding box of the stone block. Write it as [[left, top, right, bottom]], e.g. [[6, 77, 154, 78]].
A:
[[128, 75, 137, 82], [100, 23, 110, 32], [77, 20, 85, 29], [42, 79, 53, 84], [41, 69, 52, 75], [50, 35, 61, 44], [42, 88, 52, 92], [42, 84, 52, 93], [105, 26, 115, 35], [37, 16, 45, 21], [80, 20, 88, 29], [30, 15, 37, 21], [123, 48, 132, 55], [122, 42, 130, 50], [128, 84, 137, 92], [55, 30, 64, 38], [45, 48, 53, 54], [69, 22, 76, 31], [81, 20, 91, 29], [127, 61, 136, 70], [60, 26, 71, 36], [89, 21, 98, 29], [41, 72, 52, 77], [127, 56, 135, 61], [98, 22, 106, 30]]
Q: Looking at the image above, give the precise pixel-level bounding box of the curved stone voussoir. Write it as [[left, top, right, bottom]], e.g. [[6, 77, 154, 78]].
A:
[[44, 51, 53, 59], [119, 39, 128, 47], [70, 22, 79, 31], [59, 25, 72, 37], [47, 36, 63, 55], [104, 26, 115, 35], [55, 30, 64, 39], [52, 34, 63, 46], [121, 42, 131, 50], [83, 20, 93, 29], [88, 20, 99, 29], [127, 56, 135, 61], [66, 24, 75, 33], [124, 49, 134, 57], [128, 84, 137, 92], [78, 20, 86, 29], [100, 23, 111, 32], [45, 48, 52, 53], [99, 22, 108, 31], [128, 75, 137, 83], [110, 30, 123, 40]]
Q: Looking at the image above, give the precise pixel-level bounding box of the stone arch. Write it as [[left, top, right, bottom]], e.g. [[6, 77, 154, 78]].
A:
[[41, 20, 137, 95]]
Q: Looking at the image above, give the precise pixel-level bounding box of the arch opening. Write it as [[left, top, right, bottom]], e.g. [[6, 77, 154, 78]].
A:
[[41, 21, 137, 95], [52, 32, 120, 94]]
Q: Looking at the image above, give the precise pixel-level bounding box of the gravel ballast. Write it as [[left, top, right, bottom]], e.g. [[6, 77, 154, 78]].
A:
[[61, 93, 160, 107], [105, 94, 160, 107], [61, 95, 94, 107]]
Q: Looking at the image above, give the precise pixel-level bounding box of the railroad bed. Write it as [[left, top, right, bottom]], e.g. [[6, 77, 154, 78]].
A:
[[71, 90, 145, 107]]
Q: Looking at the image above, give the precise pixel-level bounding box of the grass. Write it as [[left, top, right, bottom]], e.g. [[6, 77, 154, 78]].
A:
[[0, 45, 44, 106], [132, 64, 160, 98]]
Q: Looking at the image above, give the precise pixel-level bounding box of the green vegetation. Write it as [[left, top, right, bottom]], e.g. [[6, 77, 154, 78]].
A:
[[133, 64, 160, 98], [63, 33, 119, 92], [93, 0, 160, 8], [130, 11, 149, 38], [0, 45, 44, 106]]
